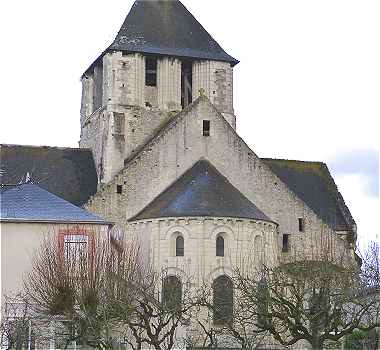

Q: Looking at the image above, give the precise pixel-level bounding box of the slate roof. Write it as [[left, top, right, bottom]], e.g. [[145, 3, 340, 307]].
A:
[[130, 160, 273, 223], [262, 158, 355, 232], [0, 145, 98, 207], [0, 183, 110, 224], [119, 95, 353, 232], [84, 0, 238, 75]]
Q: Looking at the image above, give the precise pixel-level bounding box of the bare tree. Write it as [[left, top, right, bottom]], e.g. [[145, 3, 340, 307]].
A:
[[24, 227, 195, 349], [1, 294, 34, 350], [24, 228, 140, 349], [190, 274, 268, 350], [114, 267, 195, 350], [230, 253, 380, 350], [190, 235, 380, 350], [360, 241, 380, 288]]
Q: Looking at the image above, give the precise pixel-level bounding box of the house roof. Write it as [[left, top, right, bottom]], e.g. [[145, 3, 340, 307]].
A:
[[262, 158, 355, 231], [0, 183, 110, 224], [0, 144, 98, 207], [130, 159, 273, 223], [84, 0, 238, 75]]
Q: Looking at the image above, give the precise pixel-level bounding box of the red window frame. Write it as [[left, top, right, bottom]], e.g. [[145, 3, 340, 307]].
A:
[[58, 225, 95, 263]]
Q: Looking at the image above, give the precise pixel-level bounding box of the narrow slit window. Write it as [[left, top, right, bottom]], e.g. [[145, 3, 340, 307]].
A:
[[203, 120, 210, 136], [116, 185, 123, 194], [181, 60, 193, 108], [298, 218, 304, 232], [176, 236, 184, 257], [282, 234, 290, 253], [216, 236, 224, 257], [145, 58, 157, 87]]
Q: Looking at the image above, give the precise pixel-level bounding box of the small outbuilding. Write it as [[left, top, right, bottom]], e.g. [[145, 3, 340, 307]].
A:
[[0, 182, 112, 305]]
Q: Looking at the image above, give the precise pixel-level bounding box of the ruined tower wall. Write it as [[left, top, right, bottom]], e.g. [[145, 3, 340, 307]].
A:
[[193, 60, 235, 129], [80, 51, 236, 184]]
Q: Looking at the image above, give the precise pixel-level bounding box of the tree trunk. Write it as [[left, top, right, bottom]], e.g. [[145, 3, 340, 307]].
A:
[[311, 338, 323, 350]]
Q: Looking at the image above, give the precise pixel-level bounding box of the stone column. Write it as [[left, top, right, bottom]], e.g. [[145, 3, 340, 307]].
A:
[[134, 53, 145, 107], [80, 75, 94, 122], [157, 57, 181, 111]]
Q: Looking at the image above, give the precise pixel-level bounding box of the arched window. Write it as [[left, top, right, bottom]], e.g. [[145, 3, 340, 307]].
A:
[[162, 276, 182, 311], [176, 235, 184, 256], [216, 236, 224, 257], [213, 275, 233, 324]]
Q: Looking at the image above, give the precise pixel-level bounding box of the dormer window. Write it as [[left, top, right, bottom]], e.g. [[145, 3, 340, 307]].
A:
[[145, 58, 157, 86]]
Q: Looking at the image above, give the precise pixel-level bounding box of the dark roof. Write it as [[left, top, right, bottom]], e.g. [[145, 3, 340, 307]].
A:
[[0, 145, 98, 207], [262, 158, 355, 231], [85, 0, 238, 75], [130, 159, 272, 222], [0, 183, 110, 224]]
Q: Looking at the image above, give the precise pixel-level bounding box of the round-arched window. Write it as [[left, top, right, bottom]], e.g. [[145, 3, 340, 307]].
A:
[[213, 275, 233, 324], [216, 236, 225, 257], [162, 276, 182, 311], [175, 235, 184, 257]]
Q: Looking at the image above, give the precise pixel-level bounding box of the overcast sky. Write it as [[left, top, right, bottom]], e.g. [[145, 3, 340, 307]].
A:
[[0, 0, 379, 248]]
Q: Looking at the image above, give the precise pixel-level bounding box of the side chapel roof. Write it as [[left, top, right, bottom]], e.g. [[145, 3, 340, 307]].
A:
[[0, 144, 98, 207], [130, 159, 272, 223], [262, 158, 355, 232]]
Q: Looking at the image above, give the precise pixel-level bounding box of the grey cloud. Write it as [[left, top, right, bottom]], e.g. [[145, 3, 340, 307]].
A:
[[328, 149, 379, 197]]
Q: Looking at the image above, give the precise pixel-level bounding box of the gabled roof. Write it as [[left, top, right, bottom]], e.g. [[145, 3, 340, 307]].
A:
[[0, 183, 110, 224], [262, 158, 355, 231], [120, 95, 354, 231], [0, 145, 98, 207], [85, 0, 238, 75], [130, 159, 272, 223]]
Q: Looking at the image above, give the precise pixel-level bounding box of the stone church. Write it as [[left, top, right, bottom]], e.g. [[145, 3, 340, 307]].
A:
[[79, 0, 356, 270], [1, 0, 357, 343]]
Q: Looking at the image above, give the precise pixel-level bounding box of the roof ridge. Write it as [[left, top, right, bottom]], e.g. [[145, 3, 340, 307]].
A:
[[1, 144, 91, 152], [261, 157, 325, 164], [123, 95, 207, 167]]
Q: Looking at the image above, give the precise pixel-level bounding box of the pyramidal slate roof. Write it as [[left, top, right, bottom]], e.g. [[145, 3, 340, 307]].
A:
[[130, 160, 272, 223], [0, 144, 98, 207], [262, 158, 355, 232], [0, 183, 110, 224], [86, 0, 238, 74]]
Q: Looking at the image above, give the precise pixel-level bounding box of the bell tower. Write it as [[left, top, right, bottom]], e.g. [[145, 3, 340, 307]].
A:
[[79, 0, 238, 183]]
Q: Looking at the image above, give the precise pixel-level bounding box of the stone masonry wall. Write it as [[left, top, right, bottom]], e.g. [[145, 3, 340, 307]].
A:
[[193, 60, 235, 129], [85, 97, 350, 260], [128, 217, 278, 282], [80, 53, 191, 182]]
